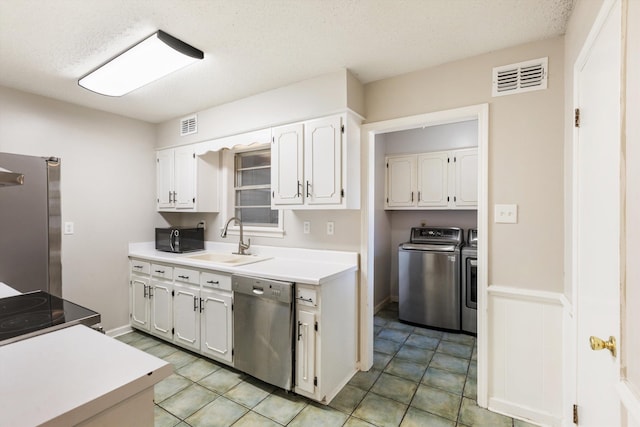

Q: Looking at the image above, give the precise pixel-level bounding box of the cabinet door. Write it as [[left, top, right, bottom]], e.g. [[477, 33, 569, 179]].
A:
[[150, 281, 173, 340], [201, 289, 233, 363], [174, 146, 196, 209], [453, 148, 478, 207], [386, 156, 416, 207], [296, 308, 317, 395], [156, 150, 174, 209], [417, 152, 449, 207], [130, 277, 149, 330], [304, 116, 342, 205], [272, 123, 304, 205], [173, 283, 200, 351]]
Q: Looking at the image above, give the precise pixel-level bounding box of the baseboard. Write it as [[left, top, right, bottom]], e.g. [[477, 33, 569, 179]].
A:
[[374, 296, 391, 314], [107, 324, 133, 338], [490, 397, 561, 427]]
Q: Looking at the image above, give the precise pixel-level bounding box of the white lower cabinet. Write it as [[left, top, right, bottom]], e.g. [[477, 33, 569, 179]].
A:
[[296, 308, 317, 395], [173, 283, 201, 351], [130, 275, 150, 330], [200, 288, 233, 363], [149, 279, 173, 340], [294, 274, 357, 403]]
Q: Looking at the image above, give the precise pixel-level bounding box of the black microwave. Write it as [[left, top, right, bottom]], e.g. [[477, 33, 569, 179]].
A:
[[155, 227, 204, 253]]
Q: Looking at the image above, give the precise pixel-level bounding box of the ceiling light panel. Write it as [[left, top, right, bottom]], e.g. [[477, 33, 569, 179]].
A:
[[79, 30, 204, 97]]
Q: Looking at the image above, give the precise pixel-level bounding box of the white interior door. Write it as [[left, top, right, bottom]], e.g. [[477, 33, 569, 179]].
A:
[[574, 0, 621, 425]]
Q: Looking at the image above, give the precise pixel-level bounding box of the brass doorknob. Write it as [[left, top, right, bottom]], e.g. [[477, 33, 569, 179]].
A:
[[589, 335, 617, 357]]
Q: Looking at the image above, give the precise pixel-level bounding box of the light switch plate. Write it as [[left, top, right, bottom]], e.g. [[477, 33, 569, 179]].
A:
[[303, 221, 311, 234], [495, 204, 518, 224], [326, 221, 334, 235], [64, 221, 75, 235]]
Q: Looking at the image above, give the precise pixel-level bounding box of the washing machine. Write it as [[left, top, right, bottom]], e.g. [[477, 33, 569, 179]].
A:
[[461, 228, 477, 334], [398, 227, 463, 331]]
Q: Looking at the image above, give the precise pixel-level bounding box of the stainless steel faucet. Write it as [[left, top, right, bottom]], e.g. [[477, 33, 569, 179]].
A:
[[221, 216, 250, 255]]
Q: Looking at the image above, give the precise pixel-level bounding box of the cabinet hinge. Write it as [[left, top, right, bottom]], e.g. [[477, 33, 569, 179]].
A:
[[272, 191, 275, 199], [272, 136, 275, 143], [386, 162, 388, 168], [171, 290, 175, 297], [447, 196, 450, 202], [574, 108, 580, 128], [313, 377, 318, 386], [448, 157, 450, 163], [156, 158, 159, 163], [172, 328, 175, 335], [192, 153, 195, 158], [573, 404, 579, 424], [386, 197, 389, 203], [193, 197, 196, 203], [232, 348, 234, 356], [341, 125, 345, 134], [314, 321, 318, 332], [454, 157, 457, 162], [340, 189, 344, 198]]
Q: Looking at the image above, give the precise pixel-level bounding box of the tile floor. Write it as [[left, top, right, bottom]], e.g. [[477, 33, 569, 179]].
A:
[[116, 303, 537, 427]]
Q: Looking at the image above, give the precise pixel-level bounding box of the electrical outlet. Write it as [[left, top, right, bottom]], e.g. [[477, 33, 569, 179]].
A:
[[327, 221, 334, 235], [303, 221, 311, 234], [495, 204, 518, 224], [64, 221, 74, 235]]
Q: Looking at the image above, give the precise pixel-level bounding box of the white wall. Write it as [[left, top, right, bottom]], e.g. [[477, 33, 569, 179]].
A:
[[0, 86, 163, 332], [365, 37, 565, 293]]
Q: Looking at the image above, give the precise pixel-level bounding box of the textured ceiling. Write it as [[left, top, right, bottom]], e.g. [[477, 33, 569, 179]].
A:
[[0, 0, 574, 123]]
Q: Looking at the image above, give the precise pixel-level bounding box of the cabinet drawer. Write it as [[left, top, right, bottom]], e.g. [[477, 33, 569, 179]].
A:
[[201, 271, 231, 291], [151, 264, 173, 280], [130, 260, 150, 275], [174, 267, 199, 285], [296, 286, 318, 307]]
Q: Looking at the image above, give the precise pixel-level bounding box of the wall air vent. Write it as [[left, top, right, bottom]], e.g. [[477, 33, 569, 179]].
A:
[[180, 115, 197, 136], [492, 57, 548, 97]]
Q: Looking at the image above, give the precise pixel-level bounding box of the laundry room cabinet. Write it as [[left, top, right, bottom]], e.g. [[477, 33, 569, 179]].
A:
[[156, 146, 220, 212], [385, 147, 477, 210], [271, 113, 360, 209]]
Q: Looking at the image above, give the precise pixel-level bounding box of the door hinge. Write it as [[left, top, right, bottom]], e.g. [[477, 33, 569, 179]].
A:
[[313, 376, 318, 386], [573, 404, 579, 424], [341, 125, 345, 134], [575, 108, 580, 128]]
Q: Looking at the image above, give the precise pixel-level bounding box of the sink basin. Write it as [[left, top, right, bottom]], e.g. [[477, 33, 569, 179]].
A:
[[185, 252, 271, 266]]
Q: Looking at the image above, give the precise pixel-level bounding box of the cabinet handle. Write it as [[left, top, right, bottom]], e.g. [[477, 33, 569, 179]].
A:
[[206, 280, 219, 285], [155, 270, 165, 274], [411, 192, 414, 202], [297, 321, 303, 340], [149, 286, 154, 298], [297, 180, 302, 198], [298, 296, 314, 303], [178, 275, 189, 280], [306, 180, 311, 197], [133, 265, 143, 269], [418, 191, 421, 202], [143, 284, 148, 298], [199, 298, 204, 313], [173, 191, 177, 202], [193, 296, 198, 312]]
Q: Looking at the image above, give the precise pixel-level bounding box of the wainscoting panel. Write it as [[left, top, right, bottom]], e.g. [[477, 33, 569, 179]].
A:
[[487, 285, 565, 426]]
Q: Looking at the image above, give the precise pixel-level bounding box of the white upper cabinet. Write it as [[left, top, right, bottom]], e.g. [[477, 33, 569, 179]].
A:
[[156, 146, 219, 212], [271, 123, 304, 205], [453, 148, 478, 207], [385, 147, 477, 210], [271, 113, 360, 210], [386, 155, 416, 207]]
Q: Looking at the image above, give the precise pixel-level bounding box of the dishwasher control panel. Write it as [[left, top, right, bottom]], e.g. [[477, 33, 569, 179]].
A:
[[231, 275, 293, 304]]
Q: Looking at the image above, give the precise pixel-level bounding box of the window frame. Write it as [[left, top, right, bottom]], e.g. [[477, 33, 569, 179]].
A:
[[221, 144, 284, 238]]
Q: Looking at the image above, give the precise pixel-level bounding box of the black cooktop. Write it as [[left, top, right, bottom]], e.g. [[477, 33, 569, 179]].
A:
[[0, 291, 100, 346]]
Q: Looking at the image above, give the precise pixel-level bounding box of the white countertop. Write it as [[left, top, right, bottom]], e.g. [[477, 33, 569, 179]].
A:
[[0, 325, 172, 427], [0, 282, 21, 298], [129, 242, 359, 285]]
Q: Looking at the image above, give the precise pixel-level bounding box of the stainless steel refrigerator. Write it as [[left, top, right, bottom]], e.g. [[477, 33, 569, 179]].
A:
[[0, 152, 62, 296]]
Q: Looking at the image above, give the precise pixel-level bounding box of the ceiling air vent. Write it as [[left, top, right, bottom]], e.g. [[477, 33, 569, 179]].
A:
[[180, 115, 197, 136], [492, 57, 548, 97]]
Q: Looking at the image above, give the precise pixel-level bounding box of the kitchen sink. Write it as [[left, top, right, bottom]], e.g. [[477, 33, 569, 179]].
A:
[[185, 252, 271, 266]]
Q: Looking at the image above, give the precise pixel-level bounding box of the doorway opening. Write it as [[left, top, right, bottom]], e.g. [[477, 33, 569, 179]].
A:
[[359, 103, 489, 406]]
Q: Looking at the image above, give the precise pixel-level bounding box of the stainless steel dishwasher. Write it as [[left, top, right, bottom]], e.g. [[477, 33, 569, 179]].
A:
[[232, 274, 295, 390]]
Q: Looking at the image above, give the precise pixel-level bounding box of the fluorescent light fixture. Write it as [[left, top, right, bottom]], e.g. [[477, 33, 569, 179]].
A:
[[79, 30, 204, 96]]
